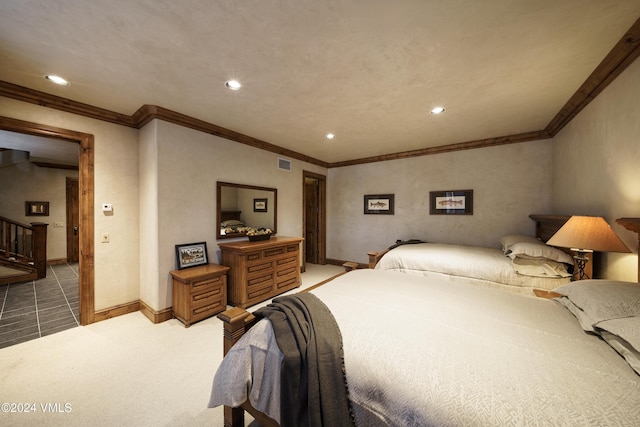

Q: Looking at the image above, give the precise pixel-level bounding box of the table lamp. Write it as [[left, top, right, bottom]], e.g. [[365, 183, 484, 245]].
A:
[[546, 216, 631, 280]]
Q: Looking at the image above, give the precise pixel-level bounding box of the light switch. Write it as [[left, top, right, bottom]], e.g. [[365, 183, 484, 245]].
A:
[[101, 232, 109, 243]]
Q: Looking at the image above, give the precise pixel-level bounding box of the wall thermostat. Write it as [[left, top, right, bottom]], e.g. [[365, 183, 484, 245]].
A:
[[102, 203, 113, 212]]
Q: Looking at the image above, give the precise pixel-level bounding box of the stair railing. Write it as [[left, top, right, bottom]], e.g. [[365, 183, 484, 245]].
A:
[[0, 215, 48, 278]]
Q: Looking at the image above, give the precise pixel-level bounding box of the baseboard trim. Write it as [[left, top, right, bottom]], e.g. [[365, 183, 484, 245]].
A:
[[139, 300, 174, 324], [46, 258, 68, 266], [94, 300, 140, 323]]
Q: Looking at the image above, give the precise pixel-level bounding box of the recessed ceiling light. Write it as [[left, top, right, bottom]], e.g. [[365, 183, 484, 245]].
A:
[[326, 133, 335, 139], [430, 106, 445, 114], [225, 80, 242, 90], [44, 75, 70, 86]]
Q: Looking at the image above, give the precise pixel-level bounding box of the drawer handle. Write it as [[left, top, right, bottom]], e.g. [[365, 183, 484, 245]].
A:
[[247, 253, 261, 261]]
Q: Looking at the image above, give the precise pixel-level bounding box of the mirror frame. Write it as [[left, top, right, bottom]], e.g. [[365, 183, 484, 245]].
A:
[[216, 181, 278, 239]]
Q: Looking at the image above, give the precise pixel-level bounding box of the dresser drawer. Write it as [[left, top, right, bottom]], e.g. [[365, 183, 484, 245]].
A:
[[276, 255, 297, 269], [191, 275, 224, 293], [264, 246, 286, 258], [276, 274, 298, 290], [191, 285, 224, 308], [247, 260, 273, 274], [191, 301, 224, 322]]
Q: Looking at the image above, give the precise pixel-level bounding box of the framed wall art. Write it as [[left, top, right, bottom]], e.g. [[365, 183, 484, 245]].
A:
[[364, 194, 394, 215], [253, 198, 268, 212], [430, 190, 473, 215], [25, 201, 49, 216], [175, 242, 209, 270]]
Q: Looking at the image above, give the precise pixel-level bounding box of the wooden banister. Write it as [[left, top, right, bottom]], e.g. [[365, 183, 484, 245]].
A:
[[0, 215, 48, 279]]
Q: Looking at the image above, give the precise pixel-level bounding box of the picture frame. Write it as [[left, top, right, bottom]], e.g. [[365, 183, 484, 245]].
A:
[[253, 198, 268, 212], [175, 242, 209, 270], [364, 194, 395, 215], [430, 190, 473, 215], [25, 201, 49, 216]]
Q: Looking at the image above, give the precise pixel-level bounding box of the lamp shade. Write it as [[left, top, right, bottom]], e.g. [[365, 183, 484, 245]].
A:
[[546, 216, 631, 253]]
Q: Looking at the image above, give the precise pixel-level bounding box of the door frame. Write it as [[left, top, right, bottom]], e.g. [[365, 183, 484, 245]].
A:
[[302, 170, 327, 269], [66, 177, 80, 262], [0, 116, 95, 325]]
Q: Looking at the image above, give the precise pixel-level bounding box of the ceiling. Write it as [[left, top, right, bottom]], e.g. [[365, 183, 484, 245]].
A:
[[1, 0, 640, 165]]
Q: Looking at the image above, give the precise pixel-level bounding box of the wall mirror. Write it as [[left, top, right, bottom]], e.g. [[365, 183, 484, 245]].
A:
[[217, 181, 277, 239]]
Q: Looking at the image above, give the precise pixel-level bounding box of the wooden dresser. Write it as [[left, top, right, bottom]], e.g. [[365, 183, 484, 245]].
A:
[[169, 263, 230, 327], [219, 236, 303, 308]]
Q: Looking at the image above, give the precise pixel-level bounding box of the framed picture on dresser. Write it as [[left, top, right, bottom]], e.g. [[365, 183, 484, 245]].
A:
[[175, 242, 209, 270]]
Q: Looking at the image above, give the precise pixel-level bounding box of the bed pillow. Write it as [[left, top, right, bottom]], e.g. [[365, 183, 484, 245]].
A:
[[221, 219, 245, 227], [596, 317, 640, 375], [554, 297, 597, 332], [505, 241, 574, 265], [499, 234, 541, 254], [554, 280, 640, 325], [511, 256, 571, 278]]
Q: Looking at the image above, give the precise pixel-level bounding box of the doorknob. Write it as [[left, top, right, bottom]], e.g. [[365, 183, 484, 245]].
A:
[[73, 226, 78, 235]]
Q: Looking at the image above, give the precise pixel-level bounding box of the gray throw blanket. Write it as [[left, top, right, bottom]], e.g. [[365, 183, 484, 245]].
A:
[[255, 293, 356, 427]]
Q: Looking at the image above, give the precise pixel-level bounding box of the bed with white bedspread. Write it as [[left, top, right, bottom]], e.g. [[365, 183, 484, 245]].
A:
[[372, 240, 572, 294], [210, 268, 640, 426]]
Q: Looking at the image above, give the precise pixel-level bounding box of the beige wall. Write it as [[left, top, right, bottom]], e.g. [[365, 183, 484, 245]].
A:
[[552, 58, 640, 281], [0, 97, 140, 311], [0, 161, 78, 261], [140, 120, 327, 311], [328, 140, 554, 264]]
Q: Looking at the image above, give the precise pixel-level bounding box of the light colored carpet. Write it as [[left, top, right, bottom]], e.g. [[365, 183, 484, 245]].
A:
[[0, 263, 345, 427]]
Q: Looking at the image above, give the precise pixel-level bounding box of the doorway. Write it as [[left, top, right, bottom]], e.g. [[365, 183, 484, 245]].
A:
[[66, 177, 79, 262], [302, 171, 327, 268], [0, 116, 95, 325]]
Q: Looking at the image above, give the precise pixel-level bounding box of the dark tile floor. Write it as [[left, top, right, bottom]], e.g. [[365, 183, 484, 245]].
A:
[[0, 263, 79, 349]]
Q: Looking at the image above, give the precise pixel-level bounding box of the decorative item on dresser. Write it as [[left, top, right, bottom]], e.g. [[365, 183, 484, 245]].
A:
[[219, 237, 303, 309], [169, 263, 229, 327]]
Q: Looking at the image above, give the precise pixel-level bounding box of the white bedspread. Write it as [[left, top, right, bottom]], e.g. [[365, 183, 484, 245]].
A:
[[211, 269, 640, 426], [375, 243, 569, 293]]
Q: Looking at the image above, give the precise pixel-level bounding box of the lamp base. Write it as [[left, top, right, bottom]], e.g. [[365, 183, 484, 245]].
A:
[[571, 249, 592, 281]]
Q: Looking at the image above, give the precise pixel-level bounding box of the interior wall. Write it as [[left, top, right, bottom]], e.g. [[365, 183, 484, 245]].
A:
[[327, 140, 554, 264], [552, 57, 640, 282], [138, 120, 160, 309], [0, 162, 78, 261], [142, 120, 326, 311], [0, 97, 140, 311]]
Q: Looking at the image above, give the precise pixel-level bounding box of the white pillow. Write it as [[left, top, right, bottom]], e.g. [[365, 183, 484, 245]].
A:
[[511, 256, 571, 278], [554, 280, 640, 324], [506, 241, 574, 265], [499, 234, 541, 254], [596, 317, 640, 375]]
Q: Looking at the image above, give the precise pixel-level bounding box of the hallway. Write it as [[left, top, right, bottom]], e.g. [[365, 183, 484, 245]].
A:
[[0, 263, 79, 349]]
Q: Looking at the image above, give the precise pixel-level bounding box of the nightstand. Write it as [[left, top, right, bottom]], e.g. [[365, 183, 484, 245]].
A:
[[170, 264, 230, 327]]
